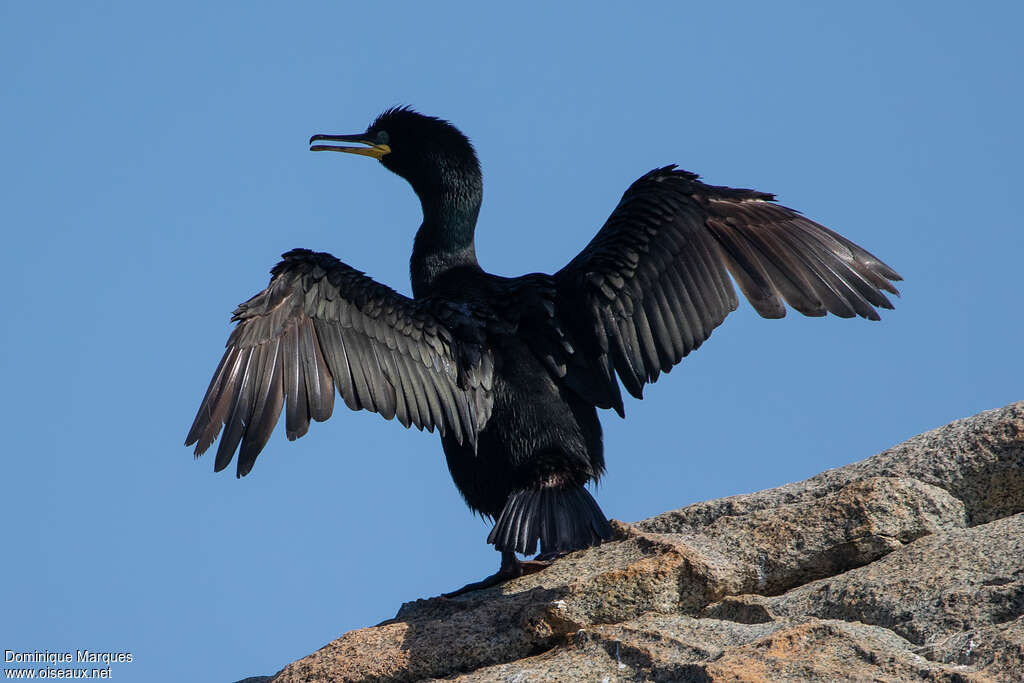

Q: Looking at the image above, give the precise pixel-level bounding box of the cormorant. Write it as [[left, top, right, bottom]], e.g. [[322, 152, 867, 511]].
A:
[[186, 107, 901, 596]]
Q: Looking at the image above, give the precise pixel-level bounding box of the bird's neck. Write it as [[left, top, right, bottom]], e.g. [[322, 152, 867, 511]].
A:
[[410, 180, 482, 298]]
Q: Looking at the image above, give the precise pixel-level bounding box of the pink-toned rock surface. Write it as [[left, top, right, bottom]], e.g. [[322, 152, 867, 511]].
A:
[[258, 402, 1024, 682]]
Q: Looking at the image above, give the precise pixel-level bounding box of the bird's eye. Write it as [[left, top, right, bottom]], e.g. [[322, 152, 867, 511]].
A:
[[376, 130, 390, 145]]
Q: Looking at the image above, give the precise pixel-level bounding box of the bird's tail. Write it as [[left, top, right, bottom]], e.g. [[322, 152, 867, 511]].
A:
[[487, 486, 613, 556]]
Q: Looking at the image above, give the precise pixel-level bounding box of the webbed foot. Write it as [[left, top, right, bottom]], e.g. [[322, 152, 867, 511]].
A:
[[443, 551, 526, 598]]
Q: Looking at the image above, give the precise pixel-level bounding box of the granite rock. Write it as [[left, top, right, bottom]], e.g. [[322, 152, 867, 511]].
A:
[[265, 401, 1024, 682]]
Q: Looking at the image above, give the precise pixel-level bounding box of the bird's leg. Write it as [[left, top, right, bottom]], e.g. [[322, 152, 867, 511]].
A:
[[442, 551, 524, 598]]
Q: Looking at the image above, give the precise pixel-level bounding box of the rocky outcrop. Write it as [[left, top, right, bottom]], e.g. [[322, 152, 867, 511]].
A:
[[264, 402, 1024, 682]]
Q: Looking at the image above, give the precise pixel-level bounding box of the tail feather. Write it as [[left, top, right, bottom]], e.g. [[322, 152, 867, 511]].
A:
[[487, 486, 613, 556], [519, 493, 540, 552], [503, 495, 527, 550]]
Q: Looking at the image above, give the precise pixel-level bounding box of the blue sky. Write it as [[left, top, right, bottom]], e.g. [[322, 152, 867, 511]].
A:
[[2, 3, 1022, 681]]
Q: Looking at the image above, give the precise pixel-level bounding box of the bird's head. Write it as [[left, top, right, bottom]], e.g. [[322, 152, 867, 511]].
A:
[[310, 107, 481, 198]]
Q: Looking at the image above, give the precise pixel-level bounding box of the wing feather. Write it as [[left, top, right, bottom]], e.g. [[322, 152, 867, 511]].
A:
[[312, 318, 359, 411], [238, 338, 284, 476], [556, 166, 901, 401], [299, 316, 335, 421], [215, 346, 258, 472], [186, 249, 493, 476], [281, 327, 309, 440], [185, 346, 242, 453]]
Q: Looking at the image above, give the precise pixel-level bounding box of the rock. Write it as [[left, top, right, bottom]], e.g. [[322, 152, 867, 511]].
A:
[[266, 401, 1024, 682], [640, 400, 1024, 531], [764, 513, 1024, 652], [434, 616, 989, 682]]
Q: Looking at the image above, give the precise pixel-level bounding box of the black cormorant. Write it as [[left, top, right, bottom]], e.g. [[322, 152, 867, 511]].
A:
[[186, 107, 901, 595]]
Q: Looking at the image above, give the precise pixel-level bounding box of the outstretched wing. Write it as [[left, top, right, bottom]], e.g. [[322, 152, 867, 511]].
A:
[[556, 166, 901, 403], [185, 248, 493, 477]]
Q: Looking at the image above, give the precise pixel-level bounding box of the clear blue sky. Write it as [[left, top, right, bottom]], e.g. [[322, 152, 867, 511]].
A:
[[3, 3, 1021, 681]]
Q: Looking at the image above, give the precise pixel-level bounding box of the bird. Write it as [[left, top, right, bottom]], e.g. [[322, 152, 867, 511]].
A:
[[185, 106, 901, 596]]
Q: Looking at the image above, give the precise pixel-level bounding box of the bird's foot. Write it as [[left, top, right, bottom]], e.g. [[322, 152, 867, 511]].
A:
[[518, 559, 553, 576], [443, 551, 536, 598], [441, 567, 520, 598], [534, 550, 568, 563]]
